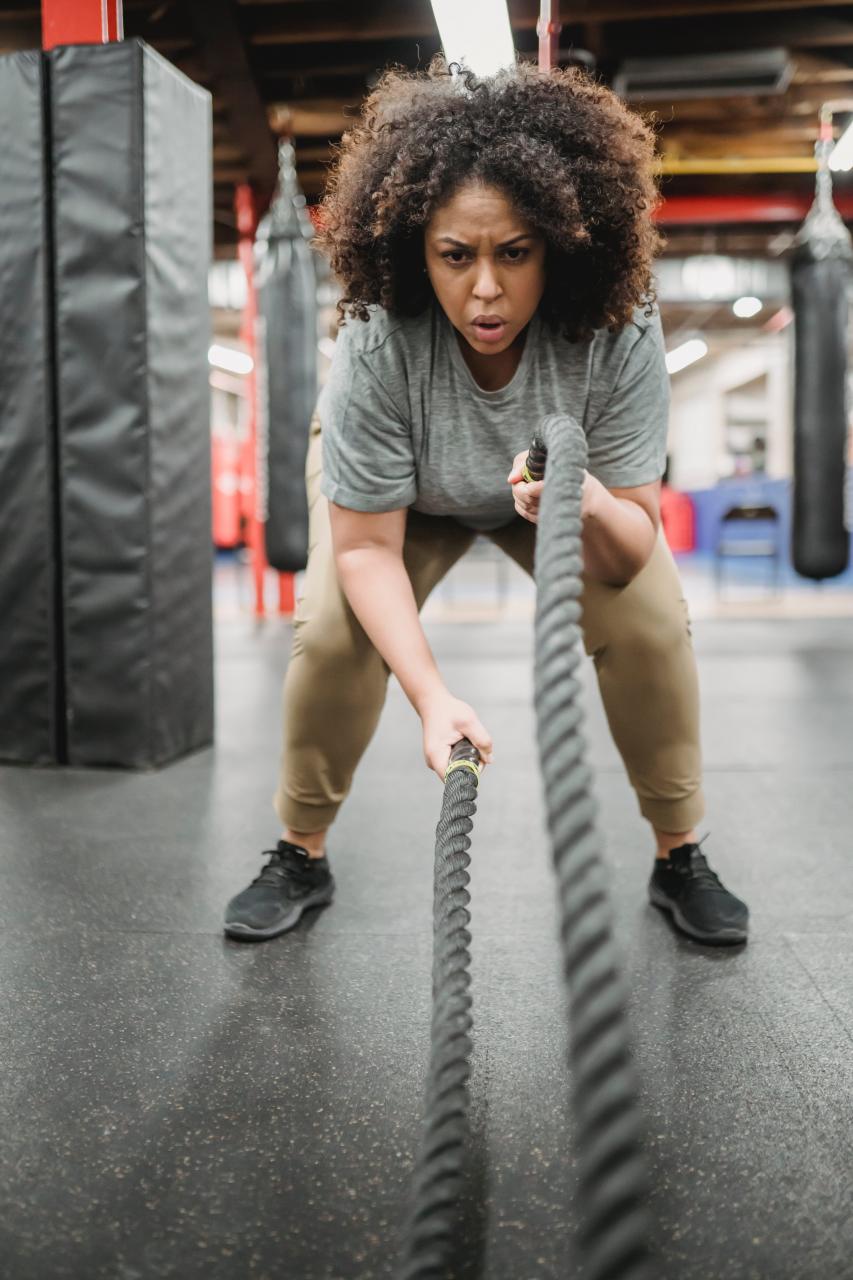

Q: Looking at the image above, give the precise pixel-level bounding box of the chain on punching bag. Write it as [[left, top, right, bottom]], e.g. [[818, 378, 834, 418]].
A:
[[254, 140, 317, 572], [790, 109, 852, 580]]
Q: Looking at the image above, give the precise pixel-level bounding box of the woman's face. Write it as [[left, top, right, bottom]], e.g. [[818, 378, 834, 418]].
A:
[[423, 181, 546, 357]]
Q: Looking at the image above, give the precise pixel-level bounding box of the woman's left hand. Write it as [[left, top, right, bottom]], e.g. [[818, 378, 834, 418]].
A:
[[507, 452, 601, 525]]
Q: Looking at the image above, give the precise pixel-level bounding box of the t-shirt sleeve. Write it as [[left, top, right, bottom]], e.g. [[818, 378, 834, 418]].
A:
[[318, 322, 418, 514], [585, 311, 669, 489]]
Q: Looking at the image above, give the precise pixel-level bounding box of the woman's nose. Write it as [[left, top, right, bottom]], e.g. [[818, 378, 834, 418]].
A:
[[473, 260, 501, 299]]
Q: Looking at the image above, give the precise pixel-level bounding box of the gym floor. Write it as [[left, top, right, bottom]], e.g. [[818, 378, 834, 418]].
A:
[[1, 553, 852, 1280]]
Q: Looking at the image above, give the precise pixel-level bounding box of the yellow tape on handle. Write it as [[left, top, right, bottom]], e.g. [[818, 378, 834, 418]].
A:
[[444, 737, 483, 784], [444, 758, 482, 782]]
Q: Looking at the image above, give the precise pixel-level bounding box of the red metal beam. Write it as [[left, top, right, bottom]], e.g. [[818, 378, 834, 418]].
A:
[[655, 194, 853, 223], [42, 0, 124, 50]]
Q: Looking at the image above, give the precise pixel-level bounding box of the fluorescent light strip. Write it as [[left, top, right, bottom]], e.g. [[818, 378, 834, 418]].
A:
[[208, 344, 253, 376], [430, 0, 515, 77], [666, 338, 708, 375]]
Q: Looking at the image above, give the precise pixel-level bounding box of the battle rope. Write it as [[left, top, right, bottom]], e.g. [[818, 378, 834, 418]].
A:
[[399, 740, 481, 1279], [532, 414, 652, 1280], [399, 414, 652, 1279]]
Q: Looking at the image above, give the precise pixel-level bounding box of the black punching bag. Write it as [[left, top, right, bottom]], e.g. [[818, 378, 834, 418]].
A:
[[255, 140, 317, 572], [790, 117, 852, 580]]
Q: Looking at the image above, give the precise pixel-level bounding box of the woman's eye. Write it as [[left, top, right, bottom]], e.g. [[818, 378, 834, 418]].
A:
[[440, 248, 528, 265]]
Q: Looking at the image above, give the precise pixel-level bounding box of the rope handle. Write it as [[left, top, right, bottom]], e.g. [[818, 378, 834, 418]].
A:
[[520, 435, 548, 484], [444, 736, 483, 784]]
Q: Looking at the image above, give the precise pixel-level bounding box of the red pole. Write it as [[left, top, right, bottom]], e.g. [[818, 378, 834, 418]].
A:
[[537, 0, 561, 71], [42, 0, 124, 50], [234, 184, 267, 620], [278, 574, 295, 615]]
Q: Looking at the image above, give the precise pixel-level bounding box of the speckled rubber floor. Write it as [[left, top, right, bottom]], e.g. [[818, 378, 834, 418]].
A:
[[1, 608, 851, 1279]]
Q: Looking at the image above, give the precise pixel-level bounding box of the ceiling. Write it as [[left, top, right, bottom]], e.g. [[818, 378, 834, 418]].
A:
[[4, 1, 853, 261]]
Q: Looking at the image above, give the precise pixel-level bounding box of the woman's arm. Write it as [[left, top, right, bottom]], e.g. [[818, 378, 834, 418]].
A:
[[580, 476, 660, 585], [507, 456, 660, 587], [329, 503, 494, 774]]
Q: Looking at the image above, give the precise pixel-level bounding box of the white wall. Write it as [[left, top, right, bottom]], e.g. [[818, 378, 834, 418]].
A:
[[667, 333, 792, 488]]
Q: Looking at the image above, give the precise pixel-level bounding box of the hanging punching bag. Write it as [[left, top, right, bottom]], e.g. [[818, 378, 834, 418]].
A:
[[790, 111, 852, 580], [255, 139, 317, 572]]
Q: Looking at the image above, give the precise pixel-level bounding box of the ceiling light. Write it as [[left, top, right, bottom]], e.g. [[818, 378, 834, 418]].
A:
[[666, 338, 708, 375], [429, 0, 515, 77], [732, 296, 763, 318], [208, 344, 253, 375], [829, 118, 853, 172]]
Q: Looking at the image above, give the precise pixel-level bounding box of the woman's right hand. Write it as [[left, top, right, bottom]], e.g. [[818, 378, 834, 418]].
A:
[[418, 690, 494, 781]]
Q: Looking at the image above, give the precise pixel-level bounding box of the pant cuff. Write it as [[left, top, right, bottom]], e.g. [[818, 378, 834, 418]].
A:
[[637, 788, 705, 834], [274, 789, 341, 833]]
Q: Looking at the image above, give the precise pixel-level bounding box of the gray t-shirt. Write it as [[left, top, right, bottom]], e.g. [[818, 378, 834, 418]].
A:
[[318, 300, 669, 532]]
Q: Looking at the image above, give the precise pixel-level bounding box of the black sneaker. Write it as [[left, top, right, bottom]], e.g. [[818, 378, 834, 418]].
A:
[[224, 841, 335, 941], [648, 841, 749, 946]]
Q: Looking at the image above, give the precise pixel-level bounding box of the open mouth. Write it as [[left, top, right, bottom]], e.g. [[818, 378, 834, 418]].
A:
[[472, 319, 507, 341]]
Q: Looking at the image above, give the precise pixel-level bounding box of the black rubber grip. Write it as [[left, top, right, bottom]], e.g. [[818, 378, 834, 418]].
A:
[[525, 436, 548, 482], [449, 737, 481, 767]]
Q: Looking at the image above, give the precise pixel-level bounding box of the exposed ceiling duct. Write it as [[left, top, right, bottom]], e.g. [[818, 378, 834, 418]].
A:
[[613, 48, 794, 102]]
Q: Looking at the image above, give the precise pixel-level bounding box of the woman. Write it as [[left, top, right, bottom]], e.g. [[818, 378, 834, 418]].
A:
[[224, 59, 749, 947]]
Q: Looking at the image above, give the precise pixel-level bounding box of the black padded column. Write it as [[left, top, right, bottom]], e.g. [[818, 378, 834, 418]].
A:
[[49, 39, 214, 766], [0, 52, 60, 765]]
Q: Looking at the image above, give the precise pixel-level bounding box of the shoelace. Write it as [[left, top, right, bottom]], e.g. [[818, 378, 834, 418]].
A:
[[252, 850, 313, 889], [665, 833, 724, 893], [684, 852, 725, 893]]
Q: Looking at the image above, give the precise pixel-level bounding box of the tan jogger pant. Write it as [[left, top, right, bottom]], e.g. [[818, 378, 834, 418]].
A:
[[274, 414, 704, 835]]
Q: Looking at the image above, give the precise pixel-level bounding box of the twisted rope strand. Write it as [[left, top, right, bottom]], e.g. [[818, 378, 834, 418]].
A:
[[399, 770, 479, 1279], [400, 412, 652, 1280], [535, 413, 653, 1280]]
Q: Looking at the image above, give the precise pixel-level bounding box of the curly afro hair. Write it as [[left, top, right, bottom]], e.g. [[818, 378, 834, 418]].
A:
[[314, 57, 663, 342]]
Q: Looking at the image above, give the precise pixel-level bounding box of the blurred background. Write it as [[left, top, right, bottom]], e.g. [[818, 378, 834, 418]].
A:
[[6, 0, 853, 616]]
